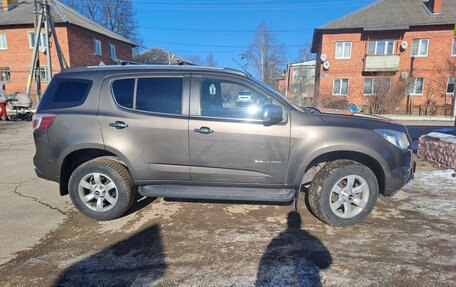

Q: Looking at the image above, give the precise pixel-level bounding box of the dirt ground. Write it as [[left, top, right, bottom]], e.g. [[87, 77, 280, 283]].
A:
[[0, 121, 455, 287]]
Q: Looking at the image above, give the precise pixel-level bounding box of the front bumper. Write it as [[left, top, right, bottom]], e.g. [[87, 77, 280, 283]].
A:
[[384, 157, 416, 196]]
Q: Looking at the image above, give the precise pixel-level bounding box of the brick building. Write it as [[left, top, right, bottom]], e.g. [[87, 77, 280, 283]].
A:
[[0, 0, 136, 102], [311, 0, 456, 115], [278, 60, 316, 106]]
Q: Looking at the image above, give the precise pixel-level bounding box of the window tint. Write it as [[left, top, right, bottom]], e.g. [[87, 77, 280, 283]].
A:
[[136, 78, 182, 114], [112, 79, 135, 108], [200, 79, 272, 120], [39, 78, 92, 110]]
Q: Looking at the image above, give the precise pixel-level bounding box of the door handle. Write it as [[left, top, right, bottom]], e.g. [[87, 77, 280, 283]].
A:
[[109, 121, 128, 129], [194, 126, 214, 134]]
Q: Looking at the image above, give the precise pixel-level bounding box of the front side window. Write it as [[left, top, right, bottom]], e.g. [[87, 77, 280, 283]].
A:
[[408, 77, 424, 95], [335, 42, 352, 59], [0, 67, 10, 82], [447, 76, 456, 94], [333, 78, 349, 95], [28, 32, 47, 49], [411, 39, 429, 57], [94, 39, 102, 56], [200, 79, 272, 120], [0, 34, 7, 50], [363, 78, 391, 95], [367, 40, 395, 55], [109, 44, 116, 60]]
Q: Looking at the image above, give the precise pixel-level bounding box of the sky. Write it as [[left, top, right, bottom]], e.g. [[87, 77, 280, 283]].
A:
[[135, 0, 376, 70]]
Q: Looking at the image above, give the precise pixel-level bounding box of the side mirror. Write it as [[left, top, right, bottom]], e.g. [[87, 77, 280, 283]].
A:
[[262, 104, 283, 124]]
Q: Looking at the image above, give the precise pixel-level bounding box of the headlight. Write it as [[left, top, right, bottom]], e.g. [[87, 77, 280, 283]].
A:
[[375, 129, 410, 150]]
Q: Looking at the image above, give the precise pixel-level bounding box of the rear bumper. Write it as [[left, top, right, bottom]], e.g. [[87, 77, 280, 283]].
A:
[[34, 167, 60, 182]]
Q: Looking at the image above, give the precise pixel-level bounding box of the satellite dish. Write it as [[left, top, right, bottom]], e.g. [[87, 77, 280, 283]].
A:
[[401, 71, 408, 79], [323, 61, 330, 70], [401, 41, 408, 50], [39, 46, 46, 53], [320, 53, 327, 62]]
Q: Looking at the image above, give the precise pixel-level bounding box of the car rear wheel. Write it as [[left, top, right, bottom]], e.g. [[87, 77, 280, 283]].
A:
[[68, 158, 136, 221], [308, 160, 378, 226]]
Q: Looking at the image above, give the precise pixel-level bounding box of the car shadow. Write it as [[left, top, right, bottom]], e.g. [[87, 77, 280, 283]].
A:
[[53, 224, 166, 287], [255, 212, 332, 287]]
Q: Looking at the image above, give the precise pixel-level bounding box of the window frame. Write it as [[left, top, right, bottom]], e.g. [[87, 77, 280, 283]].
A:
[[333, 78, 349, 96], [408, 77, 425, 96], [28, 31, 47, 49], [446, 76, 456, 94], [34, 66, 50, 83], [411, 39, 429, 58], [110, 76, 187, 117], [335, 41, 352, 59], [363, 78, 392, 96], [109, 44, 116, 60], [0, 67, 11, 82], [0, 34, 7, 50], [94, 39, 102, 56], [452, 38, 456, 57], [367, 40, 395, 55]]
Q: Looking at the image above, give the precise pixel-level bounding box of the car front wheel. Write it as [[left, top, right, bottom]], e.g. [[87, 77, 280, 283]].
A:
[[308, 160, 379, 226], [68, 158, 136, 221]]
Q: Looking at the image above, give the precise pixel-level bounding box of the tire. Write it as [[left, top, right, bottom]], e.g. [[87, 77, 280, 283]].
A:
[[308, 160, 378, 227], [10, 115, 18, 121], [68, 158, 137, 221]]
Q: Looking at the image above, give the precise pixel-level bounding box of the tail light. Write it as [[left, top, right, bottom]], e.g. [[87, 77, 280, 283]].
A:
[[33, 113, 56, 130]]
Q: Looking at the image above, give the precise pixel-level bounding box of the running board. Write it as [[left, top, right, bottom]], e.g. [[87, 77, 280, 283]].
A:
[[139, 185, 296, 203]]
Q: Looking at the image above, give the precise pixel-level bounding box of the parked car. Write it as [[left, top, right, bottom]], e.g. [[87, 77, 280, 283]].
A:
[[33, 65, 415, 226]]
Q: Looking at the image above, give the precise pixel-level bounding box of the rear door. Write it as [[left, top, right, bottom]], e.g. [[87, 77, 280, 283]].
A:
[[98, 72, 190, 183], [188, 75, 291, 186]]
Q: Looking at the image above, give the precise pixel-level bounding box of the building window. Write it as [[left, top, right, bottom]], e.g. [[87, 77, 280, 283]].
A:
[[367, 40, 395, 55], [411, 39, 429, 57], [447, 76, 456, 94], [333, 78, 349, 95], [28, 32, 47, 49], [109, 44, 116, 60], [408, 77, 424, 95], [0, 34, 7, 50], [452, 39, 456, 57], [94, 39, 102, 56], [0, 67, 11, 82], [335, 42, 352, 59], [363, 78, 391, 95]]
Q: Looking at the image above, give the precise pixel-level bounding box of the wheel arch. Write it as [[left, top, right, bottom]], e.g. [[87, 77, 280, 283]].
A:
[[298, 150, 386, 195], [59, 148, 131, 196]]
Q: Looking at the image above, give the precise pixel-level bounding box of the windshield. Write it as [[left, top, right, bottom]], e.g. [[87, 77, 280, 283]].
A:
[[248, 77, 306, 112]]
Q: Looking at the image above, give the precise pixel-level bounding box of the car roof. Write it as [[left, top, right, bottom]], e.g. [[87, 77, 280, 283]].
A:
[[60, 64, 248, 77]]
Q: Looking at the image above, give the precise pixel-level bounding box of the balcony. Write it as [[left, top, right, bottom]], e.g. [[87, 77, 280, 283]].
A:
[[364, 55, 400, 72]]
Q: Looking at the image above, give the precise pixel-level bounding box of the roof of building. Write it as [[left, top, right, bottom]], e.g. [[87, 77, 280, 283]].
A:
[[290, 60, 316, 67], [133, 47, 188, 65], [319, 0, 456, 31], [0, 0, 135, 46]]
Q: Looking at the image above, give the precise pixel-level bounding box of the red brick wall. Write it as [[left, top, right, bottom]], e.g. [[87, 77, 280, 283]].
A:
[[316, 25, 456, 114], [0, 24, 133, 103]]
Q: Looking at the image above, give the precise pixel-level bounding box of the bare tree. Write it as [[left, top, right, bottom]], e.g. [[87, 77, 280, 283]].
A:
[[368, 75, 408, 115], [295, 46, 315, 62], [241, 22, 287, 89], [62, 0, 141, 45], [205, 53, 218, 67], [186, 55, 203, 65]]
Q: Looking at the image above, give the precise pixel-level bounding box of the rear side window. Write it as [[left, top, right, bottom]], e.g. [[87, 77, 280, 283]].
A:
[[39, 78, 92, 110], [112, 79, 134, 108], [112, 77, 183, 115]]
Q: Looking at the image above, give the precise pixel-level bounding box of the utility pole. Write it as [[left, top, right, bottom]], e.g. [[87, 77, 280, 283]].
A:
[[26, 0, 68, 103], [33, 0, 41, 102]]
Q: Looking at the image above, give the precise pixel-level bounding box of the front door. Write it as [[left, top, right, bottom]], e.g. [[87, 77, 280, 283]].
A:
[[98, 74, 190, 183], [188, 76, 290, 185]]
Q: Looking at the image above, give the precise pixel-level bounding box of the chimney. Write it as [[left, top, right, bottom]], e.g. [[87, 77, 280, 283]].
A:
[[428, 0, 442, 13], [2, 0, 18, 10]]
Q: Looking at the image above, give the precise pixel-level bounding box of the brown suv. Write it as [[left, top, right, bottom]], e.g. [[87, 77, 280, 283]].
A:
[[32, 65, 414, 226]]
